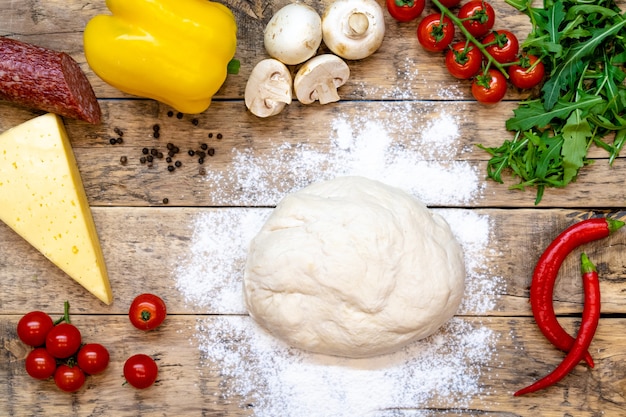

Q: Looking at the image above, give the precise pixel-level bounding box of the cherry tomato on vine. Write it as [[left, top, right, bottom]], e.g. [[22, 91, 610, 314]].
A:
[[129, 293, 167, 331], [386, 0, 425, 22], [483, 30, 519, 63], [508, 54, 545, 89], [17, 311, 54, 347], [124, 354, 158, 389], [417, 14, 455, 52], [445, 41, 483, 79], [45, 323, 82, 359], [25, 348, 57, 380], [458, 0, 495, 38], [77, 343, 110, 375], [54, 364, 86, 392], [472, 68, 507, 104]]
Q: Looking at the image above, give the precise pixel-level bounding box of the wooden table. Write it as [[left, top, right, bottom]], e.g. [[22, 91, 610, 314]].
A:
[[2, 1, 626, 416]]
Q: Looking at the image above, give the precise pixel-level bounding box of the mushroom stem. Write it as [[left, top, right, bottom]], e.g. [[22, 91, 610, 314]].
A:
[[315, 79, 342, 105], [347, 12, 369, 38]]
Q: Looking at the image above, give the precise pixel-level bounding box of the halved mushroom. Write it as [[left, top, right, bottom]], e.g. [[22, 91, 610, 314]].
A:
[[322, 0, 385, 61], [245, 59, 293, 118], [293, 54, 350, 105]]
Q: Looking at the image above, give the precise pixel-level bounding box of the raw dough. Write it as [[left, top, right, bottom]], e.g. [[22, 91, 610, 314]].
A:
[[243, 176, 465, 358]]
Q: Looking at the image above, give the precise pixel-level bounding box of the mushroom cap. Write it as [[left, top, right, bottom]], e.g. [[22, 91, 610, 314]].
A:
[[322, 0, 385, 61], [264, 3, 323, 66], [293, 54, 350, 105], [245, 59, 293, 118]]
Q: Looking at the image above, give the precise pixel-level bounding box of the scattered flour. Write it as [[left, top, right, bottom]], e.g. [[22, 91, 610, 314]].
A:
[[204, 102, 484, 206], [174, 107, 504, 416]]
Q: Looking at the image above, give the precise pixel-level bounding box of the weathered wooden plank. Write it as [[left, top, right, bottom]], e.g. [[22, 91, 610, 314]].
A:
[[3, 315, 626, 416], [1, 208, 624, 316], [1, 100, 623, 208]]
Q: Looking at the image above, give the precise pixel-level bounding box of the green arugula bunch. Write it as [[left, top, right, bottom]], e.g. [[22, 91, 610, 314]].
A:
[[479, 0, 626, 204]]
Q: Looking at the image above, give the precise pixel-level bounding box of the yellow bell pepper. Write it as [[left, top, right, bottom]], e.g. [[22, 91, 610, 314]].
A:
[[84, 0, 237, 114]]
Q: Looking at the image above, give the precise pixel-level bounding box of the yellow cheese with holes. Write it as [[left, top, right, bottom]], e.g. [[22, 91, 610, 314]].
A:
[[0, 113, 112, 304]]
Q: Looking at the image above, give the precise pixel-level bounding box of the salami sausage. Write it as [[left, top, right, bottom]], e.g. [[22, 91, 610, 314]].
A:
[[0, 37, 101, 124]]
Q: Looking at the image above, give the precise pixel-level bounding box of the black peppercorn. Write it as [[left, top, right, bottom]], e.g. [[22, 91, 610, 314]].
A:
[[208, 148, 215, 156], [167, 165, 175, 172], [142, 148, 149, 154], [198, 158, 204, 164], [176, 112, 183, 119], [163, 198, 169, 204], [109, 138, 117, 145], [167, 111, 174, 117], [175, 160, 182, 167], [140, 156, 147, 164], [188, 150, 195, 156], [120, 156, 128, 164], [192, 118, 199, 126], [216, 133, 223, 140], [200, 143, 208, 150]]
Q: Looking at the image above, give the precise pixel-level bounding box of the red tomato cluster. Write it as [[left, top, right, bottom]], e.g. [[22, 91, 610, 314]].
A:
[[17, 294, 166, 392], [17, 305, 110, 392], [386, 0, 545, 104]]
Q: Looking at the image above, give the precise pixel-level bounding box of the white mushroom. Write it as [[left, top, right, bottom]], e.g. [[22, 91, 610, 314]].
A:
[[293, 54, 350, 105], [264, 3, 323, 66], [245, 59, 293, 118], [322, 0, 385, 61]]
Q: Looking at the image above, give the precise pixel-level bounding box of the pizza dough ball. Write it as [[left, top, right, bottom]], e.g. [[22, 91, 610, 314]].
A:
[[243, 176, 465, 358]]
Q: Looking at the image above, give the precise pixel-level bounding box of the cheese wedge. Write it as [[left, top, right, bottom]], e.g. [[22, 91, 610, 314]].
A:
[[0, 113, 112, 304]]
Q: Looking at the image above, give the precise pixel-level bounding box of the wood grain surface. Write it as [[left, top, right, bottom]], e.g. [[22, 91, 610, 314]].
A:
[[2, 0, 626, 416]]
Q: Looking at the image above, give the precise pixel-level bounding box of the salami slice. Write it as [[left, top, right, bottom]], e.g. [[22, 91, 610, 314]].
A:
[[0, 37, 101, 124]]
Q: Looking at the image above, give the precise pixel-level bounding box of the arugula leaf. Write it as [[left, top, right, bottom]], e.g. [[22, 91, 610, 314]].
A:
[[562, 109, 592, 184], [506, 94, 603, 131], [480, 0, 626, 204], [546, 0, 566, 46], [542, 19, 626, 110]]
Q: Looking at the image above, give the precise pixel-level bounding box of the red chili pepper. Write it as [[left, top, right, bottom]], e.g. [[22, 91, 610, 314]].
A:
[[515, 252, 600, 396], [530, 217, 622, 367]]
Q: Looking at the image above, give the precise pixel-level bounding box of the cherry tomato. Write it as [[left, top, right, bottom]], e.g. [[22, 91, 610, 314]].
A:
[[54, 364, 86, 392], [508, 55, 546, 89], [25, 348, 57, 380], [472, 68, 508, 104], [124, 354, 158, 389], [438, 0, 462, 7], [458, 0, 495, 38], [445, 41, 483, 79], [417, 14, 455, 52], [129, 293, 167, 331], [483, 30, 519, 63], [77, 343, 110, 375], [45, 323, 82, 359], [386, 0, 425, 22], [17, 311, 54, 347]]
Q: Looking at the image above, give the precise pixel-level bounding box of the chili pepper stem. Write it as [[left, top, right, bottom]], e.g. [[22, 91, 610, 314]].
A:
[[606, 218, 625, 234]]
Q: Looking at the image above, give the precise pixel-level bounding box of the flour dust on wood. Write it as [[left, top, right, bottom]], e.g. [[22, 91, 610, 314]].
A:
[[174, 108, 501, 415]]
